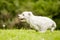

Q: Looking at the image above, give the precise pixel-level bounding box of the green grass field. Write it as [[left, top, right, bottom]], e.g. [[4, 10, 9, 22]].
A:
[[0, 29, 60, 40]]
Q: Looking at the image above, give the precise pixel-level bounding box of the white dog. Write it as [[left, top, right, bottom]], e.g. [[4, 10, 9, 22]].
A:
[[18, 11, 56, 33]]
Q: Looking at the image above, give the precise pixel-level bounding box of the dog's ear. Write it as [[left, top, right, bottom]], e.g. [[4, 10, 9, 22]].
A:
[[28, 13, 31, 16]]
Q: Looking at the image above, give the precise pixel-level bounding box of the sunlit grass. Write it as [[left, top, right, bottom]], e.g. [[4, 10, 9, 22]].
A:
[[0, 29, 60, 40]]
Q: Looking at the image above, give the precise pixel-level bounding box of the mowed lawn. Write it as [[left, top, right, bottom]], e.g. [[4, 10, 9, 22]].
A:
[[0, 29, 60, 40]]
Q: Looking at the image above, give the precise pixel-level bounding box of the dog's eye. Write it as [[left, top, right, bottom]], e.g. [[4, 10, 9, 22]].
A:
[[23, 14, 24, 16]]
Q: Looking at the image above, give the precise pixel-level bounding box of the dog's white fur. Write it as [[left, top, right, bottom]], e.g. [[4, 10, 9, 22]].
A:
[[18, 11, 56, 33]]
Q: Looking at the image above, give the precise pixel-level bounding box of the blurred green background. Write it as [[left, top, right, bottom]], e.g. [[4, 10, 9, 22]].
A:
[[0, 0, 60, 29]]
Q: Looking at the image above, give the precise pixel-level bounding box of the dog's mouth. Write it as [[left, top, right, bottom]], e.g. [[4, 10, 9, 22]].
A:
[[20, 18, 24, 20], [20, 18, 26, 22], [20, 18, 25, 20]]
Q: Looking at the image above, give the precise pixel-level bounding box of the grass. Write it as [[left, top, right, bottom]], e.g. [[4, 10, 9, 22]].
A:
[[0, 29, 60, 40]]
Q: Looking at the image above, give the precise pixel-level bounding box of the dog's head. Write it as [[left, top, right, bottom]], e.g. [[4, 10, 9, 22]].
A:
[[18, 11, 33, 20]]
